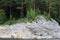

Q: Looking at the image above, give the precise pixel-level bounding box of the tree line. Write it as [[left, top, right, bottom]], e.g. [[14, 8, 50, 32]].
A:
[[0, 0, 60, 24]]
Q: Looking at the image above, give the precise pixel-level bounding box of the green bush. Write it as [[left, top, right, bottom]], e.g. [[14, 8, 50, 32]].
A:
[[0, 9, 6, 24], [36, 8, 41, 15], [5, 18, 16, 25], [27, 8, 35, 20], [56, 16, 60, 24], [43, 11, 51, 20]]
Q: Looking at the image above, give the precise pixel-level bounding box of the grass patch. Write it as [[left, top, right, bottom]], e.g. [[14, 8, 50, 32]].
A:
[[27, 8, 35, 20], [4, 18, 28, 25]]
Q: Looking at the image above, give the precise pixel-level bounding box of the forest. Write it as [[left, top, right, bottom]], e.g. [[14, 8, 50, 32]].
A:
[[0, 0, 60, 25]]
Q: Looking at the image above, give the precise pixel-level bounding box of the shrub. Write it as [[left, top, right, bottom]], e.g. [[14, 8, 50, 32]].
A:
[[0, 9, 6, 24], [43, 11, 51, 20], [56, 16, 60, 24], [5, 18, 16, 25], [36, 8, 41, 15], [27, 8, 35, 20]]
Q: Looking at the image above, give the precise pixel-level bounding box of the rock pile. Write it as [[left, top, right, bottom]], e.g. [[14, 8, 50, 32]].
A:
[[0, 16, 60, 39]]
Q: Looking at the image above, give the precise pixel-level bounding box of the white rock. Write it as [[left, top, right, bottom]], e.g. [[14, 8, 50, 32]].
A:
[[0, 16, 60, 39]]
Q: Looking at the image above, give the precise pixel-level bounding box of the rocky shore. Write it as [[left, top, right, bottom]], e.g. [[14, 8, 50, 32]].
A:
[[0, 16, 60, 39]]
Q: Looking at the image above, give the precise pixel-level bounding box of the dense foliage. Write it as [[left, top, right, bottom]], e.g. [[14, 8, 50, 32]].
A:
[[0, 0, 60, 25]]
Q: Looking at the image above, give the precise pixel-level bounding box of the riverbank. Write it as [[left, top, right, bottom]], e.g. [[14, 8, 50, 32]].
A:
[[0, 16, 60, 39]]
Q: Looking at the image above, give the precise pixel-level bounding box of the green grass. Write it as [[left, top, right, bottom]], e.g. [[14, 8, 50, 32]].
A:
[[4, 18, 28, 25], [27, 8, 35, 20], [16, 18, 28, 23]]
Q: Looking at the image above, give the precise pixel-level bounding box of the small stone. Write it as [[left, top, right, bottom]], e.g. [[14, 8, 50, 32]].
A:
[[40, 34, 43, 36]]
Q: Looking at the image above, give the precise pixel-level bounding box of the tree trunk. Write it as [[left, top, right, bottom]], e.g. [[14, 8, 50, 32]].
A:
[[48, 7, 51, 17], [34, 1, 35, 16], [10, 7, 12, 19], [58, 0, 60, 16], [21, 0, 23, 18], [48, 0, 51, 17]]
